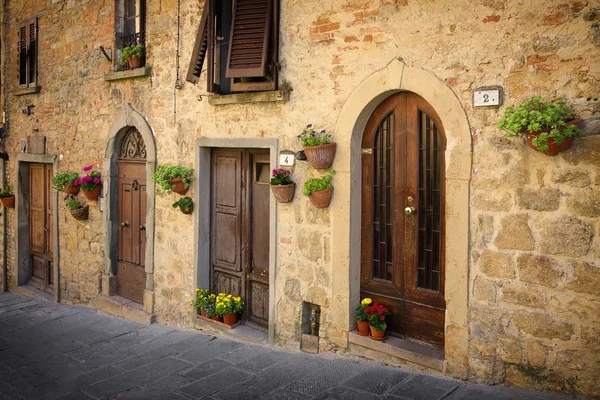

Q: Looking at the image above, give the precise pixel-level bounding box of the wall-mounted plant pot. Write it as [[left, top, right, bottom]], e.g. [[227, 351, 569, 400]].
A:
[[180, 203, 194, 215], [169, 178, 189, 195], [525, 133, 574, 156], [303, 143, 336, 169], [308, 188, 333, 208], [70, 205, 89, 221], [271, 183, 296, 203], [65, 185, 80, 195], [1, 196, 15, 208], [83, 185, 101, 201], [128, 56, 143, 69]]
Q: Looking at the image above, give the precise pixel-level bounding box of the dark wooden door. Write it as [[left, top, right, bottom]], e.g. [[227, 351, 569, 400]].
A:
[[117, 128, 147, 304], [211, 149, 270, 330], [361, 92, 446, 347], [29, 163, 54, 292]]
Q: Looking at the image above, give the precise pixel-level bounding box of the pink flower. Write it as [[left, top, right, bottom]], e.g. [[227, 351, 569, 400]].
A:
[[83, 165, 93, 172], [73, 179, 80, 186], [93, 177, 100, 184]]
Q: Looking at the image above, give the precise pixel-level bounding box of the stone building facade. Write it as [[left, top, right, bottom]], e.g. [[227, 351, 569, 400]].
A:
[[0, 0, 599, 398]]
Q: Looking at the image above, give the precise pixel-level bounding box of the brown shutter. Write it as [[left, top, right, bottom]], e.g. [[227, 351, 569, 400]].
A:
[[28, 19, 37, 86], [226, 0, 272, 78], [186, 2, 210, 84], [18, 23, 27, 86]]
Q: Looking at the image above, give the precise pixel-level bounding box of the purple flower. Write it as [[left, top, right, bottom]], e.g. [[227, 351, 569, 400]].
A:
[[306, 124, 313, 128], [63, 195, 69, 201], [93, 177, 100, 184], [83, 165, 93, 172], [73, 179, 80, 186]]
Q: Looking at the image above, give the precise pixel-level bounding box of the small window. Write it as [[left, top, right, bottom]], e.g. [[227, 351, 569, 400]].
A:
[[115, 0, 146, 70], [18, 18, 38, 88], [186, 0, 279, 95]]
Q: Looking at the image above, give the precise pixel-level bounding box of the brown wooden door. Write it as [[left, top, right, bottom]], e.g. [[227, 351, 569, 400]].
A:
[[361, 92, 446, 347], [29, 163, 53, 292], [211, 149, 270, 330]]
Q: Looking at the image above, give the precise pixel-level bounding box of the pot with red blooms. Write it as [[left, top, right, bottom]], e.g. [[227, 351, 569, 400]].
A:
[[270, 168, 296, 203], [80, 164, 102, 201], [354, 298, 372, 336], [365, 301, 391, 340]]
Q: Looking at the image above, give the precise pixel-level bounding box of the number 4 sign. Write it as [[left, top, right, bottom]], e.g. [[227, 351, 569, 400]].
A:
[[279, 152, 295, 166], [473, 86, 503, 107]]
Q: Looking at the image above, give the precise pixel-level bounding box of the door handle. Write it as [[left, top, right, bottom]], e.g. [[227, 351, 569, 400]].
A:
[[404, 206, 416, 215], [139, 225, 145, 231], [120, 220, 129, 228]]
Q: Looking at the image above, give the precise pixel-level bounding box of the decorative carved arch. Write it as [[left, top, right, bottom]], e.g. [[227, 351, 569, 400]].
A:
[[118, 128, 147, 161]]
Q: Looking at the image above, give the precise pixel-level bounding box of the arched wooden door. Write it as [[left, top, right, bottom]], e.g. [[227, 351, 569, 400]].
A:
[[361, 92, 446, 347], [117, 128, 147, 304]]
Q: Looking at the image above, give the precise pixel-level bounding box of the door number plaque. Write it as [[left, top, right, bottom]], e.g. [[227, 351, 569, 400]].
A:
[[279, 151, 295, 166], [473, 86, 503, 107]]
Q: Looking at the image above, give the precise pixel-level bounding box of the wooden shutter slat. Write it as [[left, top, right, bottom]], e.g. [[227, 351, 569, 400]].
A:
[[28, 19, 37, 87], [186, 2, 210, 84], [226, 0, 272, 78]]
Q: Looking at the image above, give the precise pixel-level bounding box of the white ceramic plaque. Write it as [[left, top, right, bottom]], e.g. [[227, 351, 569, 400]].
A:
[[279, 153, 295, 166], [473, 87, 502, 107]]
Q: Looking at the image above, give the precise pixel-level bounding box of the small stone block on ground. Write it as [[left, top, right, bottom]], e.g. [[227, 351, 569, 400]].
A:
[[300, 333, 319, 354]]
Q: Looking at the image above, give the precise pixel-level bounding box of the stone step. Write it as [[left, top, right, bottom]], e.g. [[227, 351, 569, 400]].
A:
[[92, 294, 155, 325]]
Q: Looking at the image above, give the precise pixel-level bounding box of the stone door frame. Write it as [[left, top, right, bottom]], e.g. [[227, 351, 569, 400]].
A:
[[194, 138, 279, 344], [14, 152, 60, 302], [331, 60, 472, 376], [103, 104, 157, 313]]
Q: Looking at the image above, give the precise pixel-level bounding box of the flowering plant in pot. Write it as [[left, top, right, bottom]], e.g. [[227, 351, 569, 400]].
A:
[[0, 182, 14, 208], [365, 301, 390, 340], [173, 196, 193, 214], [80, 164, 102, 201], [270, 168, 295, 203], [215, 293, 244, 325], [52, 171, 80, 195], [498, 96, 581, 156], [303, 170, 334, 208], [119, 44, 144, 69], [354, 298, 372, 336], [191, 288, 211, 317], [152, 165, 194, 195], [297, 124, 336, 169], [64, 195, 88, 221]]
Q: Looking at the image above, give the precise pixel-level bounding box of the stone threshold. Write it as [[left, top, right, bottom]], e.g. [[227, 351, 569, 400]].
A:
[[92, 294, 155, 325], [13, 284, 54, 303], [193, 313, 268, 345], [348, 330, 444, 371]]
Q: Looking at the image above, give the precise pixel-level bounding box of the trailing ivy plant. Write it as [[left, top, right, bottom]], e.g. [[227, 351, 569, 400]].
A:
[[52, 171, 80, 192], [152, 165, 194, 194], [497, 96, 580, 152], [303, 170, 334, 196]]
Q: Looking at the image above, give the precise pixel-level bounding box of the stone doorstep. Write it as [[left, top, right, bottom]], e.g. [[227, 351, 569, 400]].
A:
[[92, 294, 155, 325], [348, 331, 444, 372], [192, 313, 268, 345], [13, 284, 54, 303]]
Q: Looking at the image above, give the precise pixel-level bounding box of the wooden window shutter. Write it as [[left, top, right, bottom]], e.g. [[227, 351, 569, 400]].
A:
[[28, 19, 38, 86], [18, 23, 27, 86], [226, 0, 272, 78], [186, 2, 210, 84]]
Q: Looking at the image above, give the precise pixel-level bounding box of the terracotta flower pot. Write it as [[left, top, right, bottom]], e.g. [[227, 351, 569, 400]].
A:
[[82, 185, 101, 201], [65, 185, 80, 195], [303, 143, 337, 169], [129, 56, 143, 69], [180, 204, 194, 215], [200, 308, 207, 317], [271, 183, 296, 203], [1, 196, 15, 208], [308, 187, 333, 208], [223, 313, 238, 325], [357, 321, 370, 336], [369, 325, 386, 339], [70, 205, 89, 221], [169, 178, 189, 195], [525, 133, 574, 156], [211, 315, 223, 322]]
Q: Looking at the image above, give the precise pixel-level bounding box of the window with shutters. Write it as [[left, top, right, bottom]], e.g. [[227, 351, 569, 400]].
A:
[[187, 0, 279, 95], [115, 0, 146, 69], [18, 18, 38, 88]]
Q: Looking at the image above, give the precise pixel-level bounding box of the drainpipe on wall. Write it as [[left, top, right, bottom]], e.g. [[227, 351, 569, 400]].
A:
[[1, 0, 8, 293], [2, 159, 6, 293]]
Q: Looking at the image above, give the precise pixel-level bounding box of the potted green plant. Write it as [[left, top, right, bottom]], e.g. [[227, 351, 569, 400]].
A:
[[119, 44, 144, 69], [80, 164, 102, 201], [215, 292, 244, 326], [52, 171, 80, 195], [354, 298, 372, 336], [365, 301, 390, 340], [152, 165, 194, 195], [498, 96, 581, 156], [173, 196, 193, 214], [0, 182, 14, 208], [297, 124, 336, 169], [270, 168, 295, 203], [65, 195, 88, 221], [192, 288, 211, 317], [303, 170, 334, 208]]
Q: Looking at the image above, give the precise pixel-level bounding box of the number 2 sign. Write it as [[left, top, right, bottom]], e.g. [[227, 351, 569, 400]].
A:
[[473, 86, 503, 107]]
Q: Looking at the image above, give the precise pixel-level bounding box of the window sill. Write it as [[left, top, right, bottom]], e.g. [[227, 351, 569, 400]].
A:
[[104, 67, 151, 82], [14, 86, 41, 96], [208, 90, 290, 106]]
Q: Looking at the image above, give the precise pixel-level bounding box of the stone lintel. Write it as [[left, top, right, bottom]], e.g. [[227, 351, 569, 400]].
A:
[[104, 67, 151, 81], [207, 90, 290, 106], [14, 86, 41, 96]]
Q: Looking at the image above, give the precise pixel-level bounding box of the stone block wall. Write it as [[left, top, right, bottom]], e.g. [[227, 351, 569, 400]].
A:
[[0, 0, 598, 397]]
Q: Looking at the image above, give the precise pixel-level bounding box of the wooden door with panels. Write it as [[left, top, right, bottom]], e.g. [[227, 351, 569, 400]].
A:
[[29, 163, 54, 293], [211, 149, 270, 330], [117, 128, 147, 304], [361, 92, 446, 347]]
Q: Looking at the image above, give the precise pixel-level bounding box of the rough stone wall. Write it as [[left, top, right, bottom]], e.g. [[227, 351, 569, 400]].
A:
[[0, 0, 598, 397]]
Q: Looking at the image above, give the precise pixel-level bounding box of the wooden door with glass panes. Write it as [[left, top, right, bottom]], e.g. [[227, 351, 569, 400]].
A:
[[29, 163, 54, 293]]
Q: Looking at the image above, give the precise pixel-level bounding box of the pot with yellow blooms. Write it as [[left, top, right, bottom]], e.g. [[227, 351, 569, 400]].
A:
[[215, 293, 244, 325], [354, 298, 372, 336]]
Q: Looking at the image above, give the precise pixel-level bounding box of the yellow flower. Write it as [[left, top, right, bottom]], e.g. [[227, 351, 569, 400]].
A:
[[196, 288, 200, 292], [361, 298, 372, 306]]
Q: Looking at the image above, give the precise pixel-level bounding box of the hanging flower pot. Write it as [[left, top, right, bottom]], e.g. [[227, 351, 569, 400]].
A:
[[70, 205, 89, 221], [308, 188, 333, 208], [356, 321, 370, 336], [223, 313, 238, 325], [173, 196, 193, 214], [271, 183, 296, 203], [169, 178, 189, 195], [80, 164, 102, 201], [525, 133, 574, 156], [83, 185, 102, 201], [65, 185, 80, 195], [1, 195, 15, 209], [303, 143, 337, 169]]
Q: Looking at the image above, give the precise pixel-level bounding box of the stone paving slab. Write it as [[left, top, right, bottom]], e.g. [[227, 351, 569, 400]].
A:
[[0, 293, 586, 400]]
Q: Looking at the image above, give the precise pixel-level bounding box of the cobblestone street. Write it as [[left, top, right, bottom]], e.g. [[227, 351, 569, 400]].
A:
[[0, 293, 581, 400]]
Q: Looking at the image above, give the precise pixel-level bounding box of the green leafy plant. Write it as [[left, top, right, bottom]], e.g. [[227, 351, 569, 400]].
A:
[[152, 165, 194, 194], [303, 170, 334, 196], [270, 168, 293, 185], [64, 195, 83, 211], [354, 298, 372, 322], [191, 288, 211, 310], [173, 196, 193, 213], [297, 123, 332, 147], [52, 171, 80, 192], [118, 44, 144, 66], [498, 96, 580, 152], [0, 182, 13, 198]]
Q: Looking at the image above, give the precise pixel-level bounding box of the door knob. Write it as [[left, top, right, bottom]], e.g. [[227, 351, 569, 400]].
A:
[[404, 206, 416, 215], [139, 225, 145, 231], [120, 220, 129, 228]]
